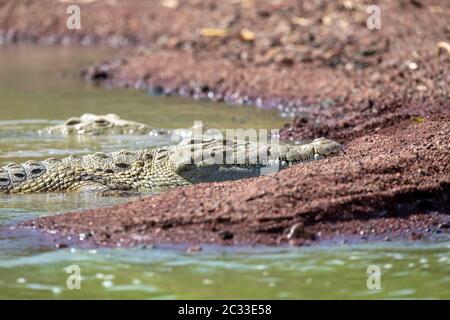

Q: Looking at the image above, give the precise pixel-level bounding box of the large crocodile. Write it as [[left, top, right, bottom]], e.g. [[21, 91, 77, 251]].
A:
[[0, 137, 341, 194]]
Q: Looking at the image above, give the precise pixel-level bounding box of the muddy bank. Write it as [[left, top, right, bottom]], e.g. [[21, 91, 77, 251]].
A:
[[78, 0, 450, 141], [84, 50, 449, 142], [19, 117, 450, 248]]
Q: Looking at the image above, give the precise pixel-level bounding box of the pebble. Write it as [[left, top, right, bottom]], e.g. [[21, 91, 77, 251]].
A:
[[407, 61, 418, 70], [218, 230, 234, 240], [415, 85, 428, 91], [287, 223, 303, 239], [287, 222, 314, 240]]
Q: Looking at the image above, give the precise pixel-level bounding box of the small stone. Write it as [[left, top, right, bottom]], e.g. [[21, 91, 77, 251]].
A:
[[407, 61, 418, 70], [437, 41, 450, 55], [291, 17, 312, 26], [415, 85, 428, 91], [161, 0, 178, 9], [239, 29, 255, 42], [218, 230, 234, 240], [287, 223, 305, 239]]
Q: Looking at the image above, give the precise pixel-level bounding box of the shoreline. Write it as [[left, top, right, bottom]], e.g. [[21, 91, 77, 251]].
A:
[[1, 0, 449, 248], [18, 116, 450, 248], [9, 212, 450, 250]]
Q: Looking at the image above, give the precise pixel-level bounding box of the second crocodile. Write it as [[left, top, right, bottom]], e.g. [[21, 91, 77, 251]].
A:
[[39, 113, 166, 136]]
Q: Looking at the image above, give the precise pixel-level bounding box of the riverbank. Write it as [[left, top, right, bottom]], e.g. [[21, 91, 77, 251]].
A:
[[19, 116, 450, 248], [1, 0, 449, 247]]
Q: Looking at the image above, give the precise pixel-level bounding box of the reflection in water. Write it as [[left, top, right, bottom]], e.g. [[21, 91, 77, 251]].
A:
[[0, 192, 140, 223]]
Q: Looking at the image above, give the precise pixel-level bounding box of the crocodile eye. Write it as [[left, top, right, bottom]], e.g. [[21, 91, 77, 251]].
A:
[[94, 119, 110, 126], [14, 173, 25, 179], [0, 177, 10, 186], [115, 163, 130, 170], [65, 118, 81, 126]]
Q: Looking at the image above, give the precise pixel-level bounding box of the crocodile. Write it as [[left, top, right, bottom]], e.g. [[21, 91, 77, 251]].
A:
[[39, 113, 167, 136], [0, 137, 342, 194], [39, 113, 218, 140]]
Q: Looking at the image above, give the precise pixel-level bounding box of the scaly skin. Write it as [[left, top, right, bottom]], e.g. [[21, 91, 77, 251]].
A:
[[39, 113, 167, 136], [0, 138, 342, 194]]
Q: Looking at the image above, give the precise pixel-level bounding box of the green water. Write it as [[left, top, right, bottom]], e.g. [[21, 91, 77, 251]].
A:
[[0, 45, 449, 299], [0, 45, 286, 164]]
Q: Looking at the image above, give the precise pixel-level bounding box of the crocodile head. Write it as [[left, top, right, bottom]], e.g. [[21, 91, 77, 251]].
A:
[[40, 113, 155, 136], [168, 137, 342, 183]]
